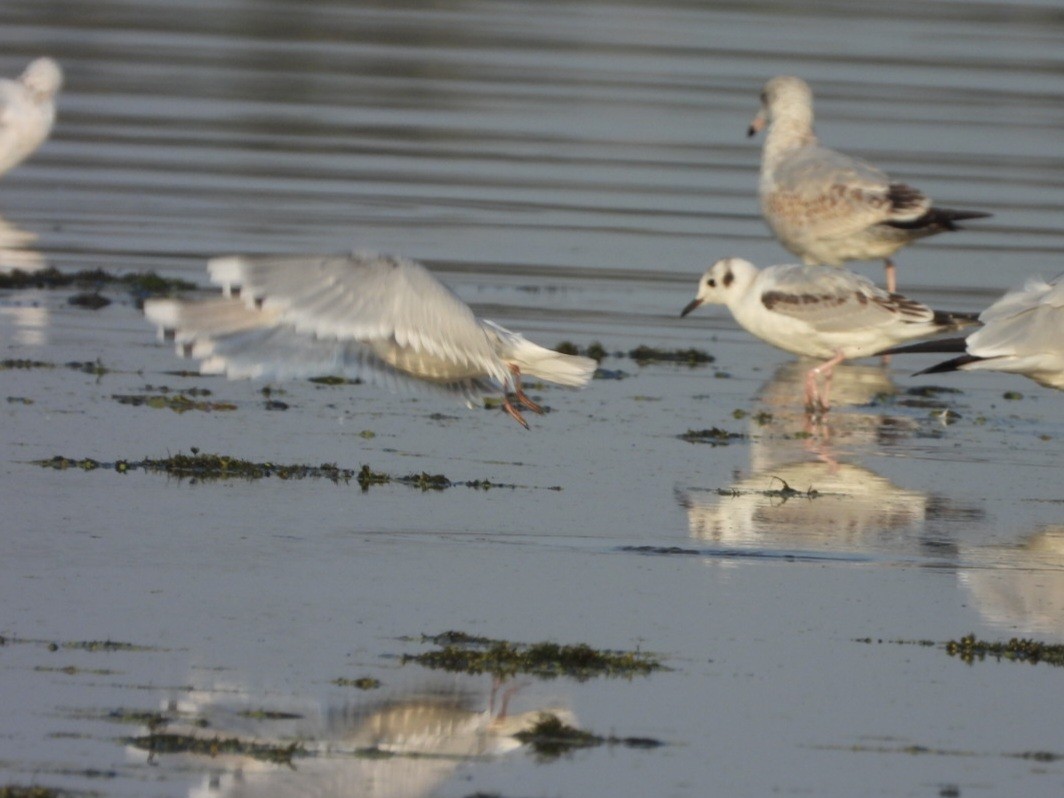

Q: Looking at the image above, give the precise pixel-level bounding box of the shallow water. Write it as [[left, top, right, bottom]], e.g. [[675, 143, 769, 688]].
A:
[[2, 1, 1064, 796]]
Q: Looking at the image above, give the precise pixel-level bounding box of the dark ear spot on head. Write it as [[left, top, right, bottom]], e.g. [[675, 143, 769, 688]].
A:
[[723, 270, 734, 288]]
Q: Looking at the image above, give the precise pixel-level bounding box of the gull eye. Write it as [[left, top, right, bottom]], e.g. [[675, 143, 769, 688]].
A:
[[707, 278, 716, 288]]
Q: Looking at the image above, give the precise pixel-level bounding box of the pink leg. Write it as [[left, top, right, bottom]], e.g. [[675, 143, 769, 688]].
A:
[[512, 368, 544, 414], [509, 364, 545, 414], [501, 395, 530, 429], [804, 351, 846, 414], [880, 264, 896, 365], [884, 258, 897, 294]]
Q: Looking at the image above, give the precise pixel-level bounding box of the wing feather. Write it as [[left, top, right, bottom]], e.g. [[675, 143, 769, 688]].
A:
[[968, 274, 1064, 360], [207, 252, 506, 381], [767, 145, 931, 241], [144, 295, 497, 402], [758, 265, 933, 333]]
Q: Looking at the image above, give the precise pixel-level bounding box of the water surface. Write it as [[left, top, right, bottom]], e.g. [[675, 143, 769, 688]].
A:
[[2, 1, 1064, 796]]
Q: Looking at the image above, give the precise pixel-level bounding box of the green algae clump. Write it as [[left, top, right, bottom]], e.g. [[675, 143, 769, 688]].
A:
[[126, 733, 304, 765], [946, 634, 1064, 668], [514, 712, 664, 761], [403, 633, 663, 681]]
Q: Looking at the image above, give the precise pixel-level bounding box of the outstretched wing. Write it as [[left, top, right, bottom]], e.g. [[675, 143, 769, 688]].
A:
[[143, 295, 497, 403], [208, 252, 508, 384]]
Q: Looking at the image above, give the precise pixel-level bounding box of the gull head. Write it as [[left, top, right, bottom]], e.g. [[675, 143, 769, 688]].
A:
[[681, 257, 757, 317], [748, 75, 813, 138], [20, 57, 63, 99]]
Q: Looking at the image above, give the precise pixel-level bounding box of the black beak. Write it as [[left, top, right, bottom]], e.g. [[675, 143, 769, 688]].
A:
[[746, 125, 757, 138], [680, 298, 702, 318]]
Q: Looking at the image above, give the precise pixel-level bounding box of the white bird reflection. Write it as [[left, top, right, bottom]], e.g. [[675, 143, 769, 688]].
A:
[[680, 460, 930, 552], [0, 213, 47, 274], [0, 303, 49, 346], [129, 677, 572, 798], [748, 360, 916, 459], [679, 361, 977, 558], [959, 526, 1064, 639]]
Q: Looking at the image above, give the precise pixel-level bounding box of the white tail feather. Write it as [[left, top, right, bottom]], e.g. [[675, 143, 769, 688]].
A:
[[504, 339, 596, 387]]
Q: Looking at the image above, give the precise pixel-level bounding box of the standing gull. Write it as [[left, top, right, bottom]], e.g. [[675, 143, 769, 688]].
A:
[[0, 57, 62, 177], [680, 257, 979, 412], [144, 252, 597, 428], [748, 75, 989, 292], [884, 273, 1064, 390]]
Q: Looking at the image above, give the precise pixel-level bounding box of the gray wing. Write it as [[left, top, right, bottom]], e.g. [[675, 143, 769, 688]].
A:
[[968, 274, 1064, 360], [758, 265, 934, 332], [143, 296, 496, 404], [768, 144, 931, 237], [208, 252, 508, 384]]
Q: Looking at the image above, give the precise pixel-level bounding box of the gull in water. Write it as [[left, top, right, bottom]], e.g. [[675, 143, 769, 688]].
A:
[[883, 273, 1064, 390], [0, 57, 62, 177], [748, 75, 990, 292], [679, 257, 980, 412], [144, 252, 597, 428]]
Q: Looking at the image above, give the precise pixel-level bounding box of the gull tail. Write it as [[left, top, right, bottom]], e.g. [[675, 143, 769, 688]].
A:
[[482, 321, 596, 388], [509, 341, 597, 387]]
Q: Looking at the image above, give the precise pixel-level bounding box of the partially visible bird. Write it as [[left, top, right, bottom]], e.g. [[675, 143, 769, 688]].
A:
[[144, 252, 597, 428], [680, 257, 980, 412], [748, 75, 990, 292], [0, 57, 62, 177], [883, 273, 1064, 390]]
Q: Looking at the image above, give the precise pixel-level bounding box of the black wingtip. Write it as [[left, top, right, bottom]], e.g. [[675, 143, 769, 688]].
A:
[[880, 336, 968, 357], [914, 354, 983, 376], [886, 208, 992, 233], [935, 208, 993, 231]]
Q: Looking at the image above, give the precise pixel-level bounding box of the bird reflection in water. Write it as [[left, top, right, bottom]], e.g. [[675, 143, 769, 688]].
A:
[[679, 361, 979, 558], [0, 214, 50, 345], [130, 678, 572, 798], [959, 526, 1064, 640], [0, 213, 46, 274]]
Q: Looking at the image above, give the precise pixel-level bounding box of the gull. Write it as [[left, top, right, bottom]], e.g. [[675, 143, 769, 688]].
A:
[[0, 57, 62, 177], [679, 257, 980, 412], [144, 252, 597, 428], [883, 273, 1064, 390], [748, 75, 990, 292]]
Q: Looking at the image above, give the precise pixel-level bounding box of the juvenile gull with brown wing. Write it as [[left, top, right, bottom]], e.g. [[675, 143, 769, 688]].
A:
[[748, 76, 989, 292]]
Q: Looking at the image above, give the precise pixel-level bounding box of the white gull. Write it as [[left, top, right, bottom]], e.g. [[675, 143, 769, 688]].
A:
[[0, 57, 62, 177], [885, 273, 1064, 390], [680, 257, 979, 412], [144, 252, 597, 428], [748, 75, 989, 292]]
